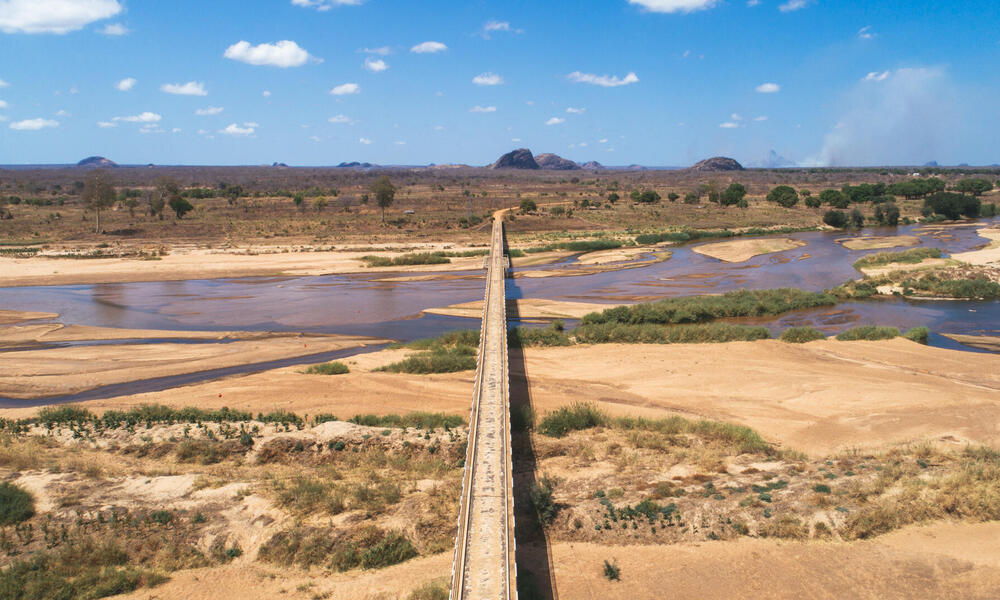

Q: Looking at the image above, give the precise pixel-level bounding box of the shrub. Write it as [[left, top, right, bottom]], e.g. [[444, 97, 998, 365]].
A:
[[508, 324, 571, 348], [813, 483, 832, 493], [538, 404, 605, 437], [581, 289, 835, 326], [779, 326, 825, 343], [835, 326, 900, 341], [362, 253, 451, 267], [852, 247, 942, 270], [408, 580, 449, 600], [767, 185, 799, 208], [348, 412, 464, 429], [903, 326, 930, 344], [519, 198, 537, 213], [922, 192, 980, 220], [572, 322, 769, 345], [0, 482, 34, 525], [304, 361, 350, 375], [530, 476, 558, 526], [823, 210, 849, 228], [603, 559, 620, 581], [377, 346, 476, 374], [759, 516, 807, 539]]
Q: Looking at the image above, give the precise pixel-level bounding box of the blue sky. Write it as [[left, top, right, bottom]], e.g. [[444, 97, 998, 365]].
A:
[[1, 0, 998, 167]]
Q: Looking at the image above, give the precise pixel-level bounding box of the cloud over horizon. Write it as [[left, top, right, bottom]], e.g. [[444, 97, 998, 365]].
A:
[[567, 71, 639, 87]]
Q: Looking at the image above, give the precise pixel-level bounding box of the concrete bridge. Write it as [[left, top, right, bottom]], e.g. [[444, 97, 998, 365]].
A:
[[449, 215, 517, 599]]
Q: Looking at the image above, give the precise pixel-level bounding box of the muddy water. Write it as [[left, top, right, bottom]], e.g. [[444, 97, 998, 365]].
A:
[[0, 219, 997, 350]]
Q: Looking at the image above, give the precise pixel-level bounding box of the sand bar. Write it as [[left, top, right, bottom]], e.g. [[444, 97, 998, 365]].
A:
[[693, 238, 806, 262], [838, 235, 921, 250]]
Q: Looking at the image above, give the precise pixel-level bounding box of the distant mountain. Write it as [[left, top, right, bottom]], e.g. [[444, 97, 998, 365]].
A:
[[336, 161, 375, 168], [580, 161, 604, 170], [689, 156, 744, 172], [923, 161, 939, 167], [76, 156, 117, 168], [490, 148, 539, 169], [534, 153, 581, 170], [756, 150, 795, 168], [272, 162, 289, 168], [626, 164, 647, 171]]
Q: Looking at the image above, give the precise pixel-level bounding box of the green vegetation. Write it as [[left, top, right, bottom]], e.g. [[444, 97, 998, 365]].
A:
[[304, 361, 350, 375], [0, 482, 34, 525], [523, 239, 623, 253], [530, 476, 559, 526], [0, 538, 167, 600], [767, 185, 799, 208], [853, 247, 942, 270], [362, 252, 451, 267], [519, 198, 537, 213], [901, 273, 1000, 299], [581, 289, 836, 326], [258, 526, 417, 571], [379, 330, 479, 374], [408, 581, 450, 600], [779, 326, 826, 343], [603, 559, 621, 581], [903, 326, 930, 344], [835, 326, 901, 341], [508, 323, 572, 348], [922, 192, 980, 220], [348, 412, 464, 429], [823, 209, 849, 228], [572, 322, 770, 345], [536, 403, 773, 455]]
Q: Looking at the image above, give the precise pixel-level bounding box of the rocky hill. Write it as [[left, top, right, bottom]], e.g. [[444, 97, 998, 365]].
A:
[[534, 153, 581, 170], [76, 156, 117, 168], [489, 148, 539, 169], [689, 156, 744, 172], [580, 161, 604, 170]]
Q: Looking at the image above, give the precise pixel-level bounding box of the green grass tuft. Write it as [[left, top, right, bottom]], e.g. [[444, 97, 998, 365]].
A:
[[304, 361, 350, 375], [779, 326, 826, 343]]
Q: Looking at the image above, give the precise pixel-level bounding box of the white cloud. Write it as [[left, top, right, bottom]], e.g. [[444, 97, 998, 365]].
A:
[[69, 85, 78, 94], [362, 46, 391, 55], [863, 70, 890, 82], [747, 0, 760, 6], [328, 114, 353, 124], [479, 20, 522, 38], [55, 109, 69, 116], [566, 107, 585, 114], [469, 105, 497, 113], [566, 71, 639, 87], [9, 117, 58, 130], [330, 82, 360, 95], [138, 124, 163, 134], [755, 82, 780, 93], [97, 121, 116, 128], [220, 122, 256, 136], [394, 140, 405, 145], [0, 0, 121, 34], [99, 22, 126, 35], [779, 0, 807, 11], [359, 137, 372, 144], [291, 0, 363, 10], [309, 135, 322, 142], [719, 122, 739, 128], [472, 72, 503, 86], [857, 25, 875, 39], [731, 113, 743, 121], [627, 0, 719, 13], [364, 57, 388, 72], [161, 81, 207, 96], [578, 142, 588, 147], [545, 117, 566, 125], [116, 77, 136, 91], [411, 41, 447, 53], [262, 90, 271, 97], [224, 40, 317, 67], [0, 100, 6, 109], [171, 127, 181, 133], [195, 106, 224, 116], [754, 115, 768, 121], [599, 138, 608, 143], [0, 78, 8, 88], [114, 112, 161, 123]]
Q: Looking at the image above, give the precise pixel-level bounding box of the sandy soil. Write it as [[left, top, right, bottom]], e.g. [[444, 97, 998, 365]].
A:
[[692, 238, 806, 262], [837, 235, 921, 250], [0, 331, 384, 399], [425, 298, 617, 320], [860, 257, 955, 278], [0, 309, 58, 325], [9, 338, 998, 457], [0, 243, 493, 287], [542, 521, 1000, 600], [952, 228, 1000, 266], [574, 247, 657, 265], [0, 323, 321, 346]]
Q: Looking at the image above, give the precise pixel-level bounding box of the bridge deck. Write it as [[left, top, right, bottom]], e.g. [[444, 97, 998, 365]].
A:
[[450, 216, 516, 599]]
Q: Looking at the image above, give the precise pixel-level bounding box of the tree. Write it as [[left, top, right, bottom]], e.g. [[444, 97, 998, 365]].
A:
[[637, 190, 661, 204], [370, 176, 396, 223], [169, 196, 194, 219], [154, 177, 181, 222], [81, 170, 116, 233], [313, 197, 328, 212], [722, 183, 747, 207], [293, 194, 305, 210], [849, 208, 865, 228], [922, 192, 980, 220], [874, 202, 900, 226], [147, 190, 165, 220], [823, 210, 848, 228], [606, 192, 620, 204], [123, 197, 139, 217], [519, 198, 537, 213], [804, 195, 821, 208], [955, 178, 993, 197], [819, 189, 848, 209], [766, 185, 798, 208], [667, 192, 680, 202]]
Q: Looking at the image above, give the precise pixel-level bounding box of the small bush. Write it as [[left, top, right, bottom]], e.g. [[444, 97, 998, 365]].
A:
[[603, 559, 620, 581], [362, 253, 451, 267], [530, 476, 559, 526], [0, 482, 35, 525], [304, 361, 350, 375], [538, 404, 605, 438], [853, 247, 942, 270], [835, 326, 900, 341], [813, 484, 832, 494], [903, 326, 930, 344], [408, 580, 449, 600], [780, 326, 826, 343]]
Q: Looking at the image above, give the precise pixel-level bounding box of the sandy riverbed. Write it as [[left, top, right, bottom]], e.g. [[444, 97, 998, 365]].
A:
[[952, 228, 1000, 266], [425, 298, 616, 320], [837, 235, 921, 250], [692, 238, 806, 262]]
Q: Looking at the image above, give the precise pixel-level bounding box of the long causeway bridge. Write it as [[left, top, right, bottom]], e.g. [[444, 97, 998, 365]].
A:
[[449, 214, 517, 599]]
